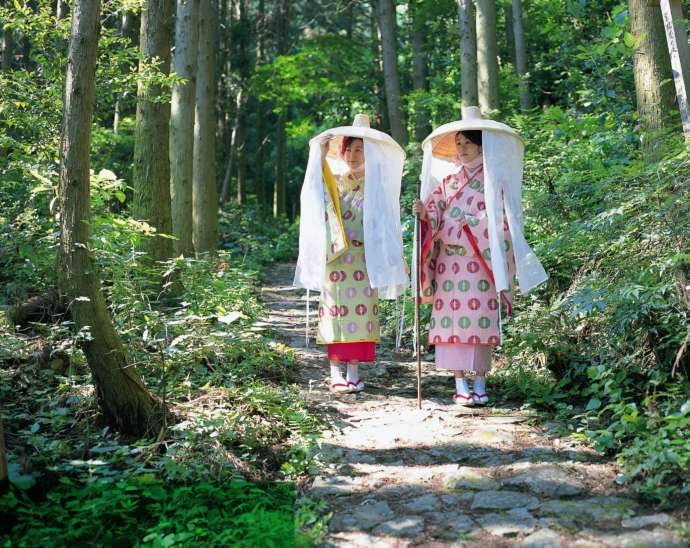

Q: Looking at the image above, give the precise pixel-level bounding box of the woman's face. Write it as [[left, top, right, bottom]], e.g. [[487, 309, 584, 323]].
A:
[[455, 133, 482, 164], [344, 139, 365, 172]]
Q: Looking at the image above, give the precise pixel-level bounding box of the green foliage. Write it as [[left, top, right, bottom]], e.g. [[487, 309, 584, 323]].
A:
[[0, 10, 319, 527], [1, 479, 297, 547], [92, 119, 137, 184], [617, 399, 690, 502], [219, 204, 299, 269], [523, 1, 635, 113], [253, 36, 375, 117], [3, 0, 690, 532], [294, 497, 331, 547], [1, 184, 322, 542], [492, 112, 690, 505]]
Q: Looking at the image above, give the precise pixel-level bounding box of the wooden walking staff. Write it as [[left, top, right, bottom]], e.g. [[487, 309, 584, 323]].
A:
[[415, 180, 422, 409]]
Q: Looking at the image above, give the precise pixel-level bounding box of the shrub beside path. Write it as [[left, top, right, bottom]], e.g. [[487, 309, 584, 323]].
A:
[[261, 264, 687, 547]]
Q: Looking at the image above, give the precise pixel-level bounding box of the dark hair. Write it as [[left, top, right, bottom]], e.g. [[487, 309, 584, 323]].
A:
[[456, 130, 482, 146], [340, 136, 364, 157]]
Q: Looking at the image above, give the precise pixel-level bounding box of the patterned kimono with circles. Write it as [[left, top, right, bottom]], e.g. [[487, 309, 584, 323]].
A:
[[420, 165, 515, 361], [317, 175, 380, 353]]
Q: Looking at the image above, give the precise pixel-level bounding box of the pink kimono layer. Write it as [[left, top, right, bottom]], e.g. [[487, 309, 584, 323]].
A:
[[435, 343, 491, 374], [420, 164, 516, 372]]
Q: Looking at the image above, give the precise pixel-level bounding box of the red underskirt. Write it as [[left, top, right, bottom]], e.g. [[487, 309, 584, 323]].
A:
[[327, 342, 376, 362]]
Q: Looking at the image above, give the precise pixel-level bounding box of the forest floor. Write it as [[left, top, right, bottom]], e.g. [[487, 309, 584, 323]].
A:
[[262, 263, 687, 548]]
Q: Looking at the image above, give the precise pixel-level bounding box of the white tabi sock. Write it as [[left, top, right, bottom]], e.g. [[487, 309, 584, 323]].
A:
[[330, 364, 345, 384], [474, 375, 487, 395], [346, 363, 360, 383], [455, 376, 470, 397]]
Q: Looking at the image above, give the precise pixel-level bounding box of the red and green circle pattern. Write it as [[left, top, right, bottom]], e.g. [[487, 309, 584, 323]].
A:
[[317, 184, 380, 345]]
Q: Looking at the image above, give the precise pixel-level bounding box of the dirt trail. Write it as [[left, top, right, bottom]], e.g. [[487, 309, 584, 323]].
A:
[[261, 263, 686, 547]]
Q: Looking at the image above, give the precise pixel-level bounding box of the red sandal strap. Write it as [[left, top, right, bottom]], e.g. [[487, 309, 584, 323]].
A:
[[453, 393, 472, 401], [331, 382, 349, 389]]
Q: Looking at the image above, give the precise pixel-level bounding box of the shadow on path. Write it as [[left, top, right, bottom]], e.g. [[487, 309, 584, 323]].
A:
[[260, 263, 687, 548]]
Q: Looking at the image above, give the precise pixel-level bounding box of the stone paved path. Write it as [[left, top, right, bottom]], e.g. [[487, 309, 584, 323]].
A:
[[261, 264, 687, 547]]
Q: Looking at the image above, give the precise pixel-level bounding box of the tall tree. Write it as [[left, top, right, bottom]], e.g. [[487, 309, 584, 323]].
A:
[[476, 0, 499, 113], [58, 0, 165, 437], [192, 0, 219, 253], [1, 21, 12, 70], [659, 0, 690, 140], [503, 3, 515, 66], [375, 0, 407, 145], [56, 1, 69, 22], [274, 118, 286, 218], [346, 0, 355, 39], [273, 0, 289, 217], [234, 0, 250, 205], [0, 417, 7, 494], [113, 8, 139, 134], [457, 0, 478, 109], [170, 0, 199, 256], [219, 117, 238, 206], [254, 0, 267, 210], [216, 0, 228, 147], [410, 0, 431, 142], [628, 0, 676, 136], [132, 0, 174, 263], [371, 4, 389, 133], [218, 0, 238, 208], [512, 0, 530, 110]]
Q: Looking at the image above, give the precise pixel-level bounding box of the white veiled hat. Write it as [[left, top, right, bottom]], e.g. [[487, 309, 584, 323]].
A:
[[415, 106, 547, 296], [424, 106, 523, 161], [309, 114, 406, 158], [295, 113, 409, 298]]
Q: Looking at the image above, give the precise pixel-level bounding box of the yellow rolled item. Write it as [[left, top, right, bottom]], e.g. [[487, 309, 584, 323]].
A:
[[322, 160, 349, 255]]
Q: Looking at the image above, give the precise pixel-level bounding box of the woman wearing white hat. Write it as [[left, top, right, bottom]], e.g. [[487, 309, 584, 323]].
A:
[[294, 114, 408, 393], [412, 106, 547, 405]]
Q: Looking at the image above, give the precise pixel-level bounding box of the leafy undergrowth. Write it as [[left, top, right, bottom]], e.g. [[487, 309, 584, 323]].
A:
[[2, 479, 296, 547], [490, 117, 690, 507], [0, 193, 325, 545]]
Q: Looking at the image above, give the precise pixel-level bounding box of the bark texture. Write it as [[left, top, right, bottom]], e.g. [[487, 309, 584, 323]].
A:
[[133, 0, 174, 263], [59, 0, 165, 437], [170, 0, 199, 256], [660, 0, 690, 139], [503, 3, 515, 66], [234, 0, 250, 205], [410, 0, 431, 142], [476, 0, 500, 113], [1, 23, 12, 70], [56, 0, 69, 22], [273, 0, 289, 217], [274, 112, 287, 217], [193, 0, 219, 253], [113, 9, 139, 134], [512, 0, 531, 110], [255, 0, 267, 209], [628, 0, 676, 136], [371, 5, 390, 132], [457, 0, 478, 108], [376, 0, 407, 145]]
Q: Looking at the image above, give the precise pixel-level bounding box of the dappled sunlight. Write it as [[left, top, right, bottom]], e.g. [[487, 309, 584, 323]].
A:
[[262, 262, 687, 546]]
